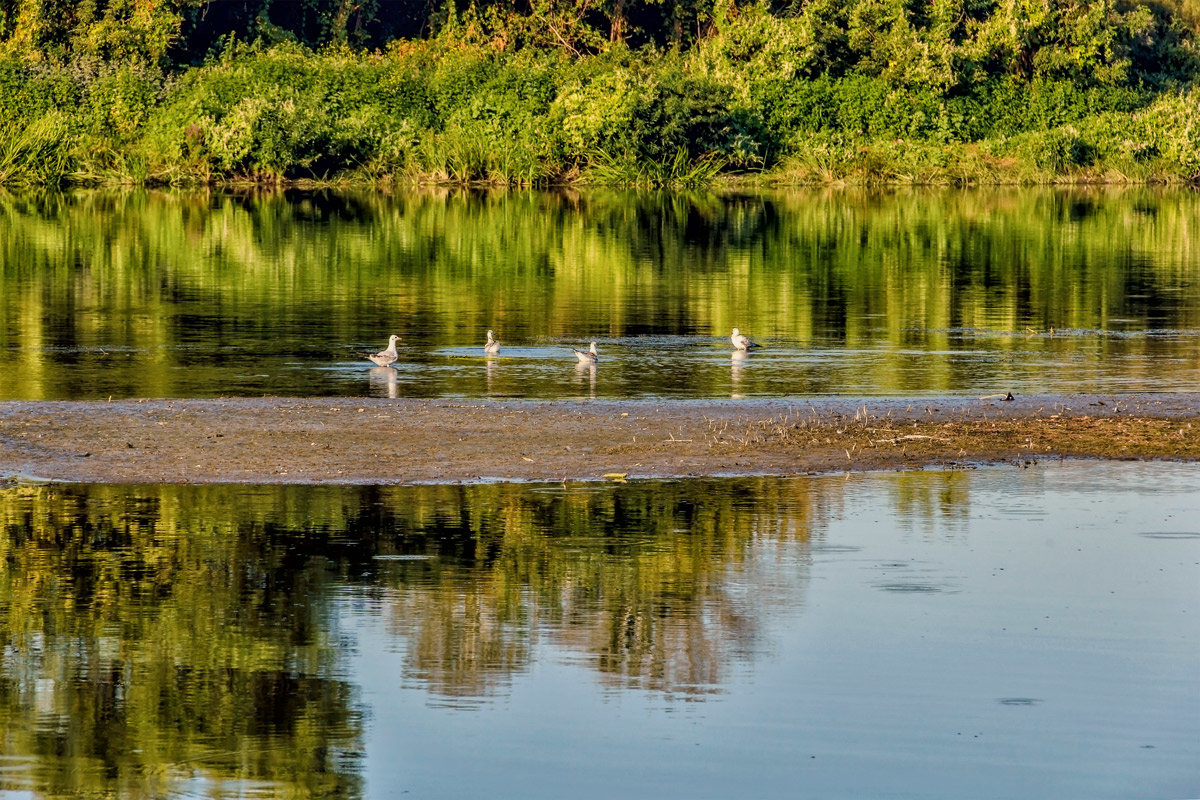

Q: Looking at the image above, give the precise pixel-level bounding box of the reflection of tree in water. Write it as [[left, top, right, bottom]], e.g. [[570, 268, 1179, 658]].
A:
[[365, 479, 833, 699], [0, 484, 365, 800], [4, 187, 1200, 401], [0, 472, 976, 795]]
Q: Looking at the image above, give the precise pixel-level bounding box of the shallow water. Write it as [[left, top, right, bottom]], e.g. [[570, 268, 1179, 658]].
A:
[[0, 461, 1196, 799], [2, 187, 1199, 400]]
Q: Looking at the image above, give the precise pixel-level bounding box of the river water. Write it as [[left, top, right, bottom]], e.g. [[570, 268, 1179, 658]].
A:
[[0, 462, 1197, 799], [1, 186, 1198, 400], [1, 187, 1197, 798]]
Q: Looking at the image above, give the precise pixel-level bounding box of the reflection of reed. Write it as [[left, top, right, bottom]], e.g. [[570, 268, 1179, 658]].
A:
[[888, 469, 972, 533]]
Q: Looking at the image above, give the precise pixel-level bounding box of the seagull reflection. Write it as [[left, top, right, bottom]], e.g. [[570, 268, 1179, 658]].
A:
[[368, 366, 399, 398], [731, 349, 750, 399], [574, 360, 597, 397]]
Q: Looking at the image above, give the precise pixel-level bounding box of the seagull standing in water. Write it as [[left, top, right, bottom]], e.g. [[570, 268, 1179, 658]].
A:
[[573, 342, 599, 364], [730, 328, 761, 351], [484, 329, 501, 356], [366, 334, 400, 367]]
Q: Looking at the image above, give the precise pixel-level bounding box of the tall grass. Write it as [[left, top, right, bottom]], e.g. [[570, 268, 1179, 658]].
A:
[[584, 148, 728, 187], [0, 114, 76, 186]]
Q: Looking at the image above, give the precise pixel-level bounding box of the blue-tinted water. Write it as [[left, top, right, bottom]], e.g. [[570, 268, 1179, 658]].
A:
[[1, 461, 1196, 799]]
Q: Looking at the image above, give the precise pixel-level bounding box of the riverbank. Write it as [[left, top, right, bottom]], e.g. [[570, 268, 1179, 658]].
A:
[[2, 394, 1198, 485], [6, 29, 1200, 190]]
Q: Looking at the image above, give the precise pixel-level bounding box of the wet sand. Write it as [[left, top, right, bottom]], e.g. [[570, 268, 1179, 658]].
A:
[[2, 393, 1199, 484]]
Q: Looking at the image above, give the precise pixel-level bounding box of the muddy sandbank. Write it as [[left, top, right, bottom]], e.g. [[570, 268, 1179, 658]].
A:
[[1, 393, 1198, 485]]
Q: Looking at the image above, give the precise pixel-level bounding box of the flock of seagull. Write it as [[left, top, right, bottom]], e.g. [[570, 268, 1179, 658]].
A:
[[364, 327, 762, 368]]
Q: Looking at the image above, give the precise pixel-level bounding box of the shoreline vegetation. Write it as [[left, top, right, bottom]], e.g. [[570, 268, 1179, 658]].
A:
[[2, 1, 1200, 189]]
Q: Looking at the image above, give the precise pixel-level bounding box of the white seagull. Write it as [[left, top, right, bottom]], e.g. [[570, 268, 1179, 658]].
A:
[[366, 334, 400, 367], [730, 327, 761, 351], [485, 329, 501, 355], [573, 342, 599, 364]]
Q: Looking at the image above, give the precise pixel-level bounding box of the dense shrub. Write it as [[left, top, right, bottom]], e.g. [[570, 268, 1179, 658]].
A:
[[551, 59, 767, 172], [85, 65, 162, 140], [0, 59, 81, 126], [0, 0, 1198, 187]]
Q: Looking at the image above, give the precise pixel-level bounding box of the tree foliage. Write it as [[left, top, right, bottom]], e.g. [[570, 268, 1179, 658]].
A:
[[0, 0, 1197, 185], [1, 0, 1194, 78]]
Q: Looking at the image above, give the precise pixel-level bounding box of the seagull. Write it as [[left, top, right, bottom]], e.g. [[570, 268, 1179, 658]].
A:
[[485, 329, 501, 356], [731, 327, 761, 351], [365, 334, 400, 367], [573, 342, 598, 364]]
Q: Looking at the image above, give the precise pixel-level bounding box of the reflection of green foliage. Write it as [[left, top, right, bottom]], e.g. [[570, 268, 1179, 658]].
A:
[[369, 478, 823, 694], [0, 484, 366, 799], [0, 473, 973, 722], [0, 187, 1198, 399]]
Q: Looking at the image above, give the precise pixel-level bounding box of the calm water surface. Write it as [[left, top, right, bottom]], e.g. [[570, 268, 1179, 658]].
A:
[[0, 462, 1196, 799], [2, 187, 1199, 400]]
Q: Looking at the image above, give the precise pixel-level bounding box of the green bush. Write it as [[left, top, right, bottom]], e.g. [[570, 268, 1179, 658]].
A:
[[757, 74, 836, 141], [144, 45, 396, 179], [576, 64, 766, 168], [1134, 90, 1200, 176], [426, 47, 499, 125], [85, 65, 162, 140], [441, 52, 559, 137], [972, 77, 1153, 138], [1, 4, 1198, 189], [1029, 126, 1095, 171], [373, 63, 437, 129], [0, 59, 81, 126], [635, 70, 765, 167]]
